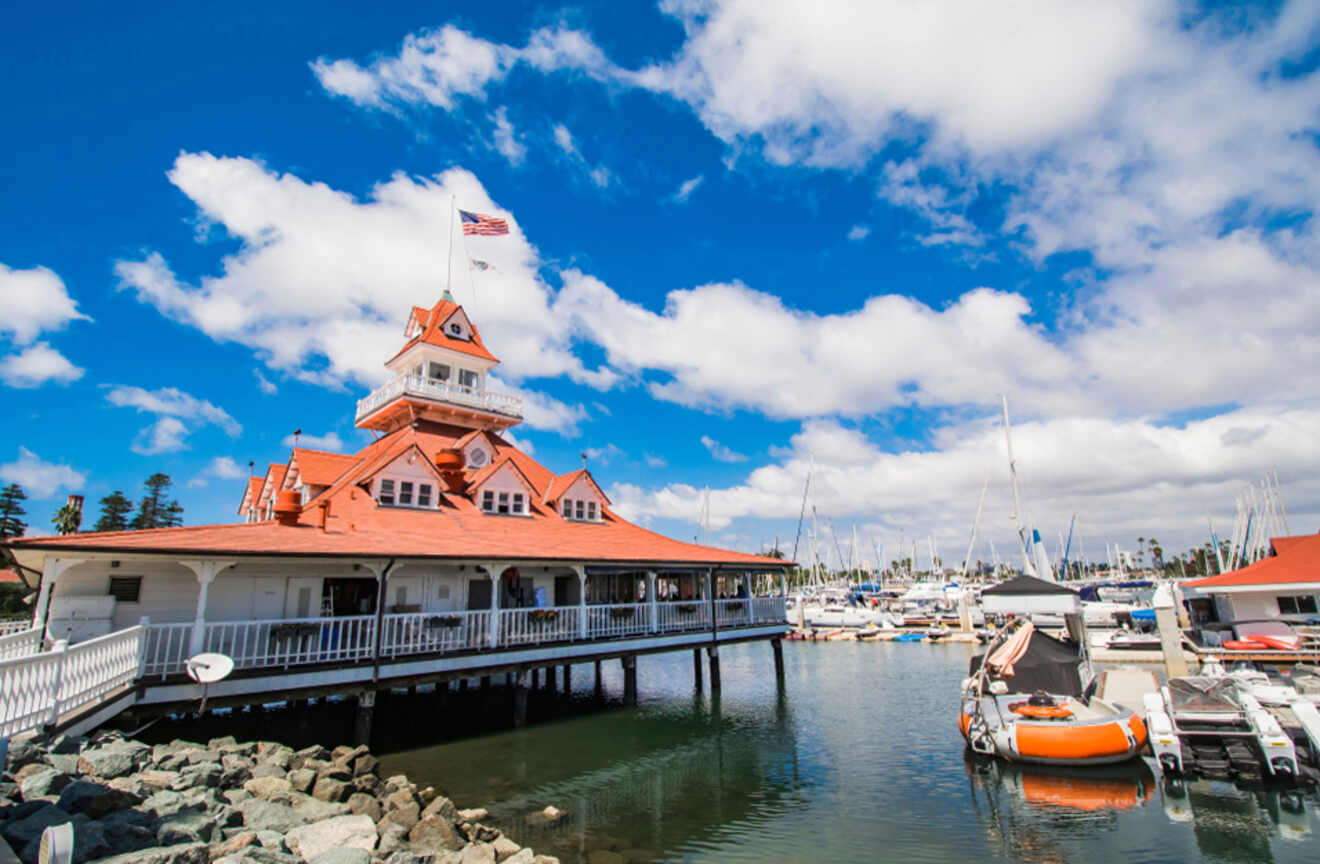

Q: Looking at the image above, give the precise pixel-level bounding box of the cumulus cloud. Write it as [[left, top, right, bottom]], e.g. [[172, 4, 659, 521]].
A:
[[700, 435, 747, 463], [107, 385, 241, 454], [114, 154, 602, 437], [282, 431, 344, 451], [0, 447, 86, 499], [551, 124, 617, 189], [188, 456, 248, 487], [846, 224, 870, 241], [0, 342, 83, 388], [254, 369, 277, 395], [612, 407, 1320, 557], [489, 107, 526, 165], [0, 263, 90, 346]]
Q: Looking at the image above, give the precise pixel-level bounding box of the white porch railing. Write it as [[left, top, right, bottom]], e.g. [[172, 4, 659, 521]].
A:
[[714, 599, 751, 627], [501, 607, 579, 646], [0, 624, 144, 739], [355, 375, 523, 422], [381, 610, 489, 657], [141, 622, 194, 679], [751, 596, 786, 625], [585, 603, 651, 639], [0, 626, 42, 660], [656, 601, 711, 633], [0, 617, 33, 638]]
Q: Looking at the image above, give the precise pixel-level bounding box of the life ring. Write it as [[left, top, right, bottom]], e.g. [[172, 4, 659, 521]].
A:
[[1009, 702, 1073, 719]]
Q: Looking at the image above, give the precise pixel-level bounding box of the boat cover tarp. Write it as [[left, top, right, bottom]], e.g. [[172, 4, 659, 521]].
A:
[[981, 575, 1081, 615], [969, 629, 1083, 697], [1168, 677, 1242, 713]]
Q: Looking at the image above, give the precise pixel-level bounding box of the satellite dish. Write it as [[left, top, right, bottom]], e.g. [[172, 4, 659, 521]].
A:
[[186, 652, 234, 684], [39, 822, 74, 864]]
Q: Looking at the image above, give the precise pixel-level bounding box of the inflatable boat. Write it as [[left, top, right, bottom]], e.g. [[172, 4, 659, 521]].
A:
[[959, 620, 1148, 766]]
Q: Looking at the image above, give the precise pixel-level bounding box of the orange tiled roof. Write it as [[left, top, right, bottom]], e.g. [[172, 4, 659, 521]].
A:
[[0, 567, 23, 584], [292, 448, 359, 487], [387, 299, 499, 365], [1184, 533, 1320, 590], [467, 455, 539, 501], [237, 476, 264, 516], [542, 469, 612, 506], [7, 420, 789, 569], [258, 464, 287, 504]]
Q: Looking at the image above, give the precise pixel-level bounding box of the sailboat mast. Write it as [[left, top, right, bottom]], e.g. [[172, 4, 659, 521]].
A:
[[1001, 395, 1037, 576], [963, 471, 989, 578]]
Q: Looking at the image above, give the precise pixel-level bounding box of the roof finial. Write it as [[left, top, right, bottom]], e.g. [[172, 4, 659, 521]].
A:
[[293, 429, 302, 448], [441, 287, 455, 303], [580, 452, 588, 469]]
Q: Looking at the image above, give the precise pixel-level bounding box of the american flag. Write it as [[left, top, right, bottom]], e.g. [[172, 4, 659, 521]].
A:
[[459, 209, 509, 236]]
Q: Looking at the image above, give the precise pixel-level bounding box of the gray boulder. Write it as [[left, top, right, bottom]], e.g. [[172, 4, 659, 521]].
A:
[[311, 776, 349, 802], [234, 797, 306, 833], [2, 803, 73, 850], [384, 853, 437, 864], [91, 842, 210, 864], [409, 816, 464, 854], [460, 844, 496, 864], [77, 743, 144, 780], [157, 809, 220, 845], [309, 849, 371, 864], [376, 823, 410, 857], [249, 763, 285, 780], [284, 813, 377, 860], [286, 768, 315, 794], [173, 762, 222, 790], [491, 836, 521, 863], [19, 768, 73, 801], [420, 796, 458, 824], [57, 779, 141, 817], [503, 852, 535, 864], [291, 796, 349, 823]]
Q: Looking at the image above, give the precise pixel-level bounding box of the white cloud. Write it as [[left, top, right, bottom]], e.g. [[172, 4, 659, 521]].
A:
[[282, 431, 344, 451], [114, 154, 606, 424], [671, 175, 704, 204], [700, 435, 747, 463], [132, 417, 190, 455], [0, 342, 83, 388], [106, 385, 241, 436], [612, 407, 1320, 555], [0, 263, 90, 346], [188, 456, 248, 487], [489, 107, 526, 165], [312, 24, 628, 112], [582, 443, 623, 467], [491, 376, 588, 436], [846, 224, 870, 242], [254, 369, 277, 395], [0, 447, 86, 500], [644, 453, 667, 468], [551, 124, 617, 189]]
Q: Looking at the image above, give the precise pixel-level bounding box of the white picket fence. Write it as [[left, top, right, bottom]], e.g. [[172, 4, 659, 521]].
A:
[[380, 610, 490, 657], [500, 607, 579, 647], [0, 624, 144, 739]]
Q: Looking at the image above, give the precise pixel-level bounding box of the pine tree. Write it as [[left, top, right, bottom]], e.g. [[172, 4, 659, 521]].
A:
[[94, 491, 132, 532], [0, 483, 27, 538], [51, 503, 82, 535], [131, 473, 183, 530]]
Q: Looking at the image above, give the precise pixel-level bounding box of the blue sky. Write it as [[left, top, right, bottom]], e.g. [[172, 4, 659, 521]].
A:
[[4, 1, 1320, 568]]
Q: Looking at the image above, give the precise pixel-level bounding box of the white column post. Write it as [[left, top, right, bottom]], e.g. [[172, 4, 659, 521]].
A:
[[362, 561, 390, 662], [34, 557, 85, 633], [46, 639, 69, 725], [745, 573, 753, 624], [180, 560, 236, 655], [486, 563, 508, 649], [647, 571, 658, 633], [574, 565, 588, 640], [136, 616, 151, 679]]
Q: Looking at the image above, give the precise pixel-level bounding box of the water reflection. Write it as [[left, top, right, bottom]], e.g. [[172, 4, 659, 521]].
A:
[[379, 686, 806, 863], [1161, 777, 1313, 862]]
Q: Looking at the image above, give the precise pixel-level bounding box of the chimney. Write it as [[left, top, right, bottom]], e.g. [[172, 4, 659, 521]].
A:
[[434, 448, 468, 494], [273, 489, 301, 526], [318, 499, 331, 531]]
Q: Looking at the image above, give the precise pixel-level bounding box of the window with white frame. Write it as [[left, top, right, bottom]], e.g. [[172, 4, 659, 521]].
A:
[[428, 361, 451, 382], [480, 487, 528, 515], [513, 493, 524, 514], [561, 498, 600, 522], [377, 478, 437, 509], [575, 500, 585, 520], [498, 492, 510, 514], [459, 369, 478, 389], [587, 501, 597, 520], [561, 498, 572, 517], [482, 490, 495, 511]]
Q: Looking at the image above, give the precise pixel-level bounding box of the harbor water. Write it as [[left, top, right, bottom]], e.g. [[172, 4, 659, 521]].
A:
[[373, 641, 1320, 863]]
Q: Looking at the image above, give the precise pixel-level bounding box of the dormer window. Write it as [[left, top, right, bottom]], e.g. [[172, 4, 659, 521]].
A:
[[481, 489, 526, 515], [448, 322, 463, 337], [377, 477, 434, 509], [561, 498, 600, 522]]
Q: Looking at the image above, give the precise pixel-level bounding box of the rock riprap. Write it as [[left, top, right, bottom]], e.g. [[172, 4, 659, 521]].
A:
[[0, 733, 560, 864]]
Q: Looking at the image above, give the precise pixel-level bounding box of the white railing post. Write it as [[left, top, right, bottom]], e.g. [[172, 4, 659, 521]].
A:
[[647, 572, 658, 634], [46, 639, 68, 725], [486, 563, 506, 649], [575, 566, 588, 640], [136, 616, 150, 679]]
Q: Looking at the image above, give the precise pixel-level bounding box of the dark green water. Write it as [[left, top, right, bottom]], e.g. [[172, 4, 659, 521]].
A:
[[374, 641, 1320, 864]]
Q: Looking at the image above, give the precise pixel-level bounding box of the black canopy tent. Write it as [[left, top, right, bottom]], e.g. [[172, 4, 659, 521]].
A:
[[968, 628, 1085, 697]]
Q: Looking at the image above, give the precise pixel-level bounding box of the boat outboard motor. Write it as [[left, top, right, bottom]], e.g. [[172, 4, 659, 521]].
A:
[[1027, 691, 1058, 708]]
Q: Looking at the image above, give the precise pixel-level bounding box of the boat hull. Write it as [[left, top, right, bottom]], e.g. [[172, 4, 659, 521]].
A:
[[960, 699, 1148, 767]]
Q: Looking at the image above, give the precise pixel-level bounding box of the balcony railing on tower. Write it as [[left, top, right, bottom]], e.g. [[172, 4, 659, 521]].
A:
[[355, 375, 523, 423]]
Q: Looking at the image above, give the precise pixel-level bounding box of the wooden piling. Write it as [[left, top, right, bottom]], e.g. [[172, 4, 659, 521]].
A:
[[622, 655, 637, 706], [513, 670, 529, 728], [562, 664, 572, 694], [772, 637, 785, 685], [594, 660, 603, 700], [354, 690, 376, 746], [693, 648, 704, 692], [706, 645, 721, 693]]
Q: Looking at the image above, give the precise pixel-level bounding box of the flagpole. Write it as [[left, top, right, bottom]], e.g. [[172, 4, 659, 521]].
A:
[[445, 195, 455, 296]]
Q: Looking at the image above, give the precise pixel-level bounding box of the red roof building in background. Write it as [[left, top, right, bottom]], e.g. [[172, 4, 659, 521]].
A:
[[1183, 531, 1320, 624]]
